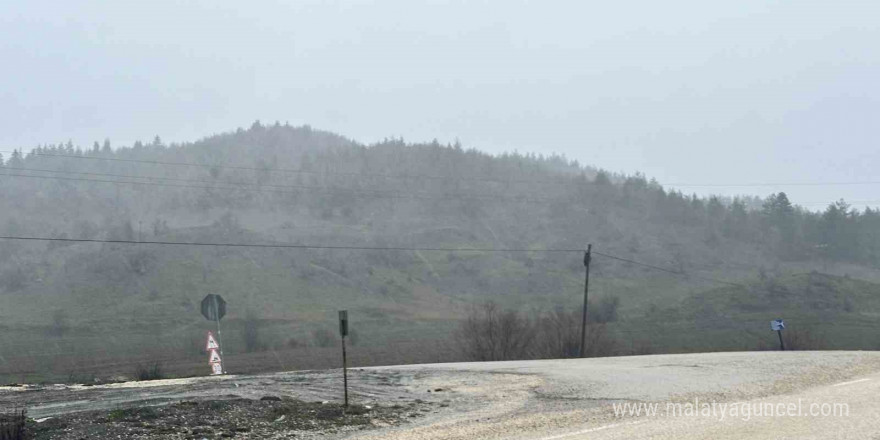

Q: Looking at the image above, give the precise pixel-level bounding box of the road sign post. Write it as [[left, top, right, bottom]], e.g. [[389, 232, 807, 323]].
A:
[[206, 331, 223, 375], [771, 319, 785, 351], [201, 294, 227, 374], [339, 310, 349, 408]]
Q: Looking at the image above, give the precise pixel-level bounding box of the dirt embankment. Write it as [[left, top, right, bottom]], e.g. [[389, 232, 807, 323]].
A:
[[29, 398, 436, 439]]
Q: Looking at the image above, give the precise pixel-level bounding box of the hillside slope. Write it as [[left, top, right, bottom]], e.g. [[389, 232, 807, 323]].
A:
[[617, 272, 880, 354], [2, 123, 880, 382]]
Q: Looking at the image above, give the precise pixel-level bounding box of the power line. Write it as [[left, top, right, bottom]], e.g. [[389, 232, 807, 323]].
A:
[[593, 251, 744, 287], [9, 150, 880, 190], [798, 200, 880, 206], [670, 181, 880, 188], [0, 235, 584, 253], [1, 149, 579, 187], [0, 170, 554, 205], [590, 251, 880, 297], [1, 232, 872, 284], [0, 150, 857, 198], [7, 152, 880, 210], [1, 233, 866, 292], [7, 168, 876, 210], [592, 252, 688, 277], [10, 168, 880, 219], [12, 165, 297, 187]]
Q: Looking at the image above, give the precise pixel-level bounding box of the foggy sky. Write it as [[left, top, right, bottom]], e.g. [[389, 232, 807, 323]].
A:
[[2, 0, 879, 210]]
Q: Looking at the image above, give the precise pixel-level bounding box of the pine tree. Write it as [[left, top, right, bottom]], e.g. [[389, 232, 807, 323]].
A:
[[7, 149, 24, 168], [707, 196, 725, 221], [821, 199, 859, 260], [762, 192, 797, 256]]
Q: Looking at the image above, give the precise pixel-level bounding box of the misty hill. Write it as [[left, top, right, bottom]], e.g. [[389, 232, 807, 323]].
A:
[[2, 122, 880, 382]]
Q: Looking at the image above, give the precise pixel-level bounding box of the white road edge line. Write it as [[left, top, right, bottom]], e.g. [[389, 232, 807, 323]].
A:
[[536, 421, 647, 440], [833, 378, 870, 387]]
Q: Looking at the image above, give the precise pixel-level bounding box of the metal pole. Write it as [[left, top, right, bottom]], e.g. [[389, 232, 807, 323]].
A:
[[777, 330, 785, 351], [215, 301, 225, 373], [579, 244, 592, 358], [342, 335, 348, 407]]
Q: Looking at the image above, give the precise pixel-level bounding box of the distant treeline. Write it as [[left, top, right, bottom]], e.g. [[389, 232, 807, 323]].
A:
[[1, 121, 877, 267]]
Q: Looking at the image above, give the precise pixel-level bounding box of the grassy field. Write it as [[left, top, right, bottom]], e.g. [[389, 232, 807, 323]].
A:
[[608, 272, 880, 354], [4, 262, 880, 385]]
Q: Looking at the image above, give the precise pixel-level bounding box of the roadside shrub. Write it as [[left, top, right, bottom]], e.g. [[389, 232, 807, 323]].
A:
[[532, 307, 580, 358], [531, 307, 615, 358], [576, 323, 615, 357], [456, 302, 617, 361], [454, 302, 535, 361], [134, 362, 165, 381], [782, 328, 825, 350], [758, 328, 825, 351]]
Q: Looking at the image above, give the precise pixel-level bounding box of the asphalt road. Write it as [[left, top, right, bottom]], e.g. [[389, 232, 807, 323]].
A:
[[355, 351, 880, 440], [3, 351, 880, 439]]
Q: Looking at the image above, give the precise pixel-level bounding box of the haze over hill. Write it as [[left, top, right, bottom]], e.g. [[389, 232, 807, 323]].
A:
[[5, 3, 880, 440], [4, 1, 880, 207], [2, 123, 880, 382]]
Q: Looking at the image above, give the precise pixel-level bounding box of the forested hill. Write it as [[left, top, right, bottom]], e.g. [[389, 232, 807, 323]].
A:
[[1, 122, 880, 381], [1, 121, 877, 269]]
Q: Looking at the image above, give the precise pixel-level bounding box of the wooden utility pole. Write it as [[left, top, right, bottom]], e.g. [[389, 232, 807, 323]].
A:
[[579, 244, 592, 358]]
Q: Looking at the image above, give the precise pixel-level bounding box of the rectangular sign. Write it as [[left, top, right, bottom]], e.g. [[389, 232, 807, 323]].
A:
[[210, 362, 223, 375], [771, 319, 785, 331], [339, 310, 348, 337]]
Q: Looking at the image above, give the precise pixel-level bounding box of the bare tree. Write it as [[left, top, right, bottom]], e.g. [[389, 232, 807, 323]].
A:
[[456, 302, 616, 361], [455, 302, 535, 361], [533, 307, 580, 358]]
